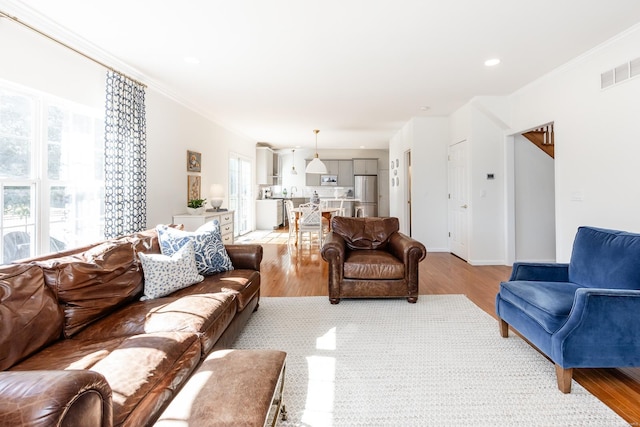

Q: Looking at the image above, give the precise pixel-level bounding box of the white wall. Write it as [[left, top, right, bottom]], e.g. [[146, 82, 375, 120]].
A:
[[390, 117, 449, 251], [509, 24, 640, 261], [416, 24, 640, 264], [514, 135, 555, 262], [145, 90, 255, 228]]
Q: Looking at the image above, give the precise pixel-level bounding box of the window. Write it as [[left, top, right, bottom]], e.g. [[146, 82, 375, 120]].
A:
[[0, 82, 104, 264]]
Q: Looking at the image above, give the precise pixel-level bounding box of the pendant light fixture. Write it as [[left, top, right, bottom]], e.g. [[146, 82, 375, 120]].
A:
[[305, 129, 328, 174], [291, 149, 298, 175]]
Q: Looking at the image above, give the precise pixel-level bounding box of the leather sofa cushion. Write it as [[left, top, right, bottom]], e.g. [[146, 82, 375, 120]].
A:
[[344, 251, 404, 280], [332, 216, 400, 250], [499, 280, 581, 334], [124, 228, 163, 259], [569, 226, 640, 290], [171, 269, 260, 311], [36, 240, 143, 338], [0, 264, 63, 370], [74, 290, 237, 342], [11, 331, 201, 427]]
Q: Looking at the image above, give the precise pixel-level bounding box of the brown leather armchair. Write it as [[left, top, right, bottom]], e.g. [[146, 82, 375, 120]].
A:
[[321, 217, 427, 304]]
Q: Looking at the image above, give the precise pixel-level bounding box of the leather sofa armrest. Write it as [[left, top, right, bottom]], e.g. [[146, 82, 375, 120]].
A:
[[0, 370, 113, 427], [387, 232, 427, 269], [224, 244, 263, 271], [321, 232, 346, 303], [321, 231, 346, 263], [509, 262, 569, 282]]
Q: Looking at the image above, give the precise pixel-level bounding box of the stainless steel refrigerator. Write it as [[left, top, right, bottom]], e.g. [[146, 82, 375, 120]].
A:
[[354, 175, 378, 217]]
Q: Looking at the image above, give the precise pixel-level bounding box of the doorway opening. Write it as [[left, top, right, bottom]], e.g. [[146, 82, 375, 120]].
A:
[[507, 126, 556, 263]]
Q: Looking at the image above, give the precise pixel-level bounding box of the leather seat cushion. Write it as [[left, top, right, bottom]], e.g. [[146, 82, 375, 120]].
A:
[[11, 331, 202, 427], [171, 269, 260, 311], [73, 291, 237, 355], [344, 251, 404, 280], [499, 280, 581, 334]]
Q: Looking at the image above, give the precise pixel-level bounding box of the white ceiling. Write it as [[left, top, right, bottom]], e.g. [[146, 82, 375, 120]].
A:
[[4, 0, 640, 150]]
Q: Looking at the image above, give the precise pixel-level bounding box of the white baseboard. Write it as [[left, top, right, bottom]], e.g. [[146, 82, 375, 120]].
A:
[[468, 259, 508, 266]]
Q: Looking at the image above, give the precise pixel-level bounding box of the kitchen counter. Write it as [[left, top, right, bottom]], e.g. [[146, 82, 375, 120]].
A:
[[255, 199, 284, 229], [319, 198, 360, 202]]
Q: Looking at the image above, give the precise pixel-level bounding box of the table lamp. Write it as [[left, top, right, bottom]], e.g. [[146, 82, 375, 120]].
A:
[[210, 184, 224, 211]]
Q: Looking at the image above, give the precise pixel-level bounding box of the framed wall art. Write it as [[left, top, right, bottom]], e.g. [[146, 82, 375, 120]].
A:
[[187, 175, 201, 202], [187, 150, 201, 172]]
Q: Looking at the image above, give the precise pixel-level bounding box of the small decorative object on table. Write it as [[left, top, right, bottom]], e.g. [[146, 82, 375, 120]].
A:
[[187, 198, 207, 215], [311, 191, 320, 204]]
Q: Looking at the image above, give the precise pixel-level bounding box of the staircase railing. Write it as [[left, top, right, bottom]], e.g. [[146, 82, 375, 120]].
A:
[[522, 124, 554, 158]]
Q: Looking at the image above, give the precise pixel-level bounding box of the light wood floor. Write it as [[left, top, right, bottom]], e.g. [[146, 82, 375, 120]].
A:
[[246, 229, 640, 424]]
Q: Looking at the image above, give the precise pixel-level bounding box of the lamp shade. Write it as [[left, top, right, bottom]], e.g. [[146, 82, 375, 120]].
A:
[[209, 184, 224, 210], [305, 157, 328, 174], [305, 129, 327, 174]]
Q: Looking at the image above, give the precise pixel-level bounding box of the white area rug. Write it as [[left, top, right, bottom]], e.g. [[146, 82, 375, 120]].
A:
[[232, 295, 628, 426]]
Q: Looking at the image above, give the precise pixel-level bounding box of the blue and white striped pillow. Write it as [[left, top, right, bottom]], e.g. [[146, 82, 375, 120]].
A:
[[156, 221, 233, 275]]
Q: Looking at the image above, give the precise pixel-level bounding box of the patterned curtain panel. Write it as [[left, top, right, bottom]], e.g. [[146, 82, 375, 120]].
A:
[[104, 71, 147, 239]]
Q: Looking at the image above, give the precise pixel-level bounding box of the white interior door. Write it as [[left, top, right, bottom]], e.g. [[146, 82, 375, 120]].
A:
[[448, 140, 469, 260]]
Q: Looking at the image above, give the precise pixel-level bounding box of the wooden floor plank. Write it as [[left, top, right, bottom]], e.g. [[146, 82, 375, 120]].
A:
[[247, 229, 640, 424]]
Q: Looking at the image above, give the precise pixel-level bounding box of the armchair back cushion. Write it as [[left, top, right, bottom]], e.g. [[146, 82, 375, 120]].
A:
[[0, 264, 63, 370], [332, 216, 399, 250], [569, 226, 640, 290]]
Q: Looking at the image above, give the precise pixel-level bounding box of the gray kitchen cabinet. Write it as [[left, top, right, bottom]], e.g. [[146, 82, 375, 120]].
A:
[[323, 160, 339, 175], [353, 158, 378, 175], [338, 160, 353, 186]]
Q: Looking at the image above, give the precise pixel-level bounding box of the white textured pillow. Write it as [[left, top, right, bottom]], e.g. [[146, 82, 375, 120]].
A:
[[139, 241, 204, 300]]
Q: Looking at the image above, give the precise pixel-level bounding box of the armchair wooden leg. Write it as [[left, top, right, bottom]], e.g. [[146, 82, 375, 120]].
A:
[[329, 298, 340, 304], [499, 319, 509, 337], [555, 365, 573, 393], [407, 296, 417, 303]]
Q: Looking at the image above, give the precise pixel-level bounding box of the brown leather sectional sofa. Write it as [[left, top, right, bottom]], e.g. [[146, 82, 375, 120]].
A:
[[0, 227, 263, 427]]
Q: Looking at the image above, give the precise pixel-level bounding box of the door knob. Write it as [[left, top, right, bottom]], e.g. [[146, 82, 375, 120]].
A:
[[461, 204, 468, 208]]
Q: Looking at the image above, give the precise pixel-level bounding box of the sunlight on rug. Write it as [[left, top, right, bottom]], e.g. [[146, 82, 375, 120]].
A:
[[232, 295, 628, 426]]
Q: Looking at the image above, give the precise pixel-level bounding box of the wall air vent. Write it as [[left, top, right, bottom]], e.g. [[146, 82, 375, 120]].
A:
[[615, 64, 629, 83], [601, 70, 614, 89], [631, 57, 640, 78], [601, 56, 640, 89]]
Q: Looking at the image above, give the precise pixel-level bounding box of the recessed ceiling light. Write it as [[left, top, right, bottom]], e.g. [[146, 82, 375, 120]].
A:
[[484, 58, 501, 67], [184, 56, 200, 65]]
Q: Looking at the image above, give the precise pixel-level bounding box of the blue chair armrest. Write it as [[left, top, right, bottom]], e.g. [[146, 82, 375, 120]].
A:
[[509, 262, 569, 281], [551, 288, 640, 367]]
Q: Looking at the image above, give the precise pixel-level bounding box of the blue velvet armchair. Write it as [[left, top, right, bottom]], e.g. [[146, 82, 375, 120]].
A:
[[495, 226, 640, 393]]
